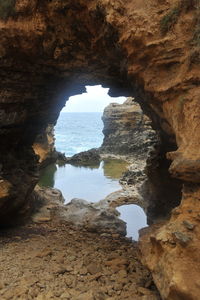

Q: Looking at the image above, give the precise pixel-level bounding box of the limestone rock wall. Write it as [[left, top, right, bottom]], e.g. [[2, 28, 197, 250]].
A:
[[139, 183, 200, 300]]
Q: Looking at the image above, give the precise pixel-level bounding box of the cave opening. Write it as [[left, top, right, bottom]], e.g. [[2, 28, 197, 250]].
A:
[[35, 82, 182, 239], [36, 84, 151, 240], [0, 77, 183, 230], [38, 84, 128, 204], [0, 0, 184, 228]]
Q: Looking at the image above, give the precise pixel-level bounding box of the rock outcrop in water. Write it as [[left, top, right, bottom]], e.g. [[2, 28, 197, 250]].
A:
[[100, 98, 162, 222], [65, 148, 100, 167], [101, 98, 156, 158], [0, 0, 200, 298]]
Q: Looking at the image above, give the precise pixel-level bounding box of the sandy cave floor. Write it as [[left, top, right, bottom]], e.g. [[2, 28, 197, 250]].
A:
[[0, 220, 160, 300]]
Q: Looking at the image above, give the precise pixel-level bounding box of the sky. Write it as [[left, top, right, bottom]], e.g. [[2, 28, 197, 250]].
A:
[[61, 85, 126, 112]]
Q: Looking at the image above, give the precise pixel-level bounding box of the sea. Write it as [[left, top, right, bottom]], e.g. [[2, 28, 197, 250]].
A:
[[55, 112, 104, 156], [39, 112, 147, 240]]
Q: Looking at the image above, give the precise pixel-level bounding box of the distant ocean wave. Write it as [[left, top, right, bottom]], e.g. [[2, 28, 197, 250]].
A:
[[55, 112, 104, 156]]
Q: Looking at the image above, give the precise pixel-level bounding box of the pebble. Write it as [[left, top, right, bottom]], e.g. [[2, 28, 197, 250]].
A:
[[87, 263, 102, 275], [182, 220, 195, 230], [61, 291, 71, 298], [138, 286, 154, 295], [173, 231, 192, 246], [36, 248, 52, 258]]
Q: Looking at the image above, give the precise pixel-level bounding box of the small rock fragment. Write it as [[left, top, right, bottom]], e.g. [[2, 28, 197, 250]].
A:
[[36, 248, 52, 258], [105, 258, 128, 267], [87, 263, 102, 275], [182, 220, 195, 230], [173, 231, 192, 246], [137, 286, 154, 295], [61, 291, 71, 299]]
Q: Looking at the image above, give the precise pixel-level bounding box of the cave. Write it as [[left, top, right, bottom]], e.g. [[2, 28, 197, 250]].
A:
[[0, 0, 200, 299]]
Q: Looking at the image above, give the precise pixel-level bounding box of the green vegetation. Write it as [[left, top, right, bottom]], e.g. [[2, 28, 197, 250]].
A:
[[192, 0, 200, 46], [160, 0, 200, 35], [160, 6, 180, 34], [0, 0, 16, 20], [193, 24, 200, 46]]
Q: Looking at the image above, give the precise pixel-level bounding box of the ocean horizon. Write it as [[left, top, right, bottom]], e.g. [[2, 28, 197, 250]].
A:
[[55, 112, 104, 156]]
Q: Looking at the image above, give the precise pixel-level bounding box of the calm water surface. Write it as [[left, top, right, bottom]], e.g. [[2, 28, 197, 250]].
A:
[[39, 159, 129, 203]]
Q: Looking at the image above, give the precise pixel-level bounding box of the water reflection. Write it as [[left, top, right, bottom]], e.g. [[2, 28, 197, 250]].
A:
[[39, 159, 128, 203], [39, 164, 57, 187], [65, 160, 101, 169], [117, 204, 147, 241], [103, 159, 129, 179]]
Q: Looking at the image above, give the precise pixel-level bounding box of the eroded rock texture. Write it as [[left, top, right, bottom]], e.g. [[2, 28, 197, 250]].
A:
[[33, 124, 56, 167], [101, 98, 156, 157], [139, 183, 200, 300], [0, 0, 200, 298]]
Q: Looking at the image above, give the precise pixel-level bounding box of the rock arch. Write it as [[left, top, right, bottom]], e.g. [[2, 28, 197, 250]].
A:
[[0, 1, 200, 298]]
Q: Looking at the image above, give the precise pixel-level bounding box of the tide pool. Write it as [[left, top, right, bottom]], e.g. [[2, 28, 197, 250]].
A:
[[39, 159, 129, 203]]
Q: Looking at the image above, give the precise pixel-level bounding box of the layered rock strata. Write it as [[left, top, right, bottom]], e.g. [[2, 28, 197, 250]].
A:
[[139, 185, 200, 300], [100, 98, 156, 158], [0, 0, 200, 298]]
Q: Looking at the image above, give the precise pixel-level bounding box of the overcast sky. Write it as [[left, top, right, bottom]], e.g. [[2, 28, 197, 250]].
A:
[[62, 85, 126, 112]]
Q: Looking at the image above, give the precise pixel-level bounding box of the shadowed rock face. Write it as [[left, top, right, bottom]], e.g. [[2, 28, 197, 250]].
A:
[[0, 0, 200, 298]]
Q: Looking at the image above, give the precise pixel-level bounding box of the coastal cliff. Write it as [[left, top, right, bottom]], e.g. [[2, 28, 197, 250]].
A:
[[0, 0, 200, 298], [101, 98, 156, 158], [101, 99, 182, 228]]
